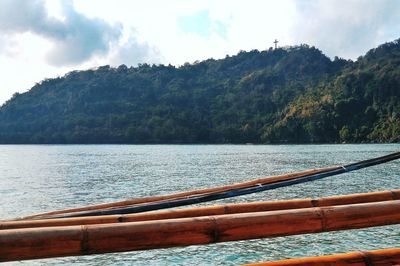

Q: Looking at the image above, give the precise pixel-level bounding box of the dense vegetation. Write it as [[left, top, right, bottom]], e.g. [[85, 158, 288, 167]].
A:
[[0, 39, 399, 144]]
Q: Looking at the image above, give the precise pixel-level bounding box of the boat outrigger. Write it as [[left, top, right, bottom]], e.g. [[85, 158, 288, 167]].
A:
[[1, 151, 400, 264]]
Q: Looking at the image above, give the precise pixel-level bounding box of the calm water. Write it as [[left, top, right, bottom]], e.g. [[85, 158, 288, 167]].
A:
[[1, 144, 400, 265]]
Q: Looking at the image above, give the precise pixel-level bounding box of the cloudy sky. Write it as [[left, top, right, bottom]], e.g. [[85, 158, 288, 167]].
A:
[[0, 0, 399, 104]]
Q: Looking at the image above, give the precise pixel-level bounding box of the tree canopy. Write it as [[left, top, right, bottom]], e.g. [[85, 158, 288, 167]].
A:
[[0, 40, 399, 144]]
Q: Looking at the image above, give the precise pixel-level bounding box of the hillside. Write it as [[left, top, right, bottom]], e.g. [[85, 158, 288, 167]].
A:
[[0, 40, 399, 144]]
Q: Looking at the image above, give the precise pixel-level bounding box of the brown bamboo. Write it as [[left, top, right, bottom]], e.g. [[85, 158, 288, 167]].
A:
[[244, 248, 400, 266], [3, 189, 400, 230], [22, 167, 337, 220], [1, 200, 400, 262]]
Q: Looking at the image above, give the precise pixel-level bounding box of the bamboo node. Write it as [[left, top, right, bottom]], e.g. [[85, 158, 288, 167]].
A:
[[314, 207, 327, 231], [209, 216, 220, 243], [223, 205, 230, 214], [80, 225, 90, 254], [391, 190, 400, 200], [358, 251, 374, 266], [310, 199, 320, 207]]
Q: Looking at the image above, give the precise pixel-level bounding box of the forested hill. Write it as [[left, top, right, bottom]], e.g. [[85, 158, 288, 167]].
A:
[[0, 40, 399, 144]]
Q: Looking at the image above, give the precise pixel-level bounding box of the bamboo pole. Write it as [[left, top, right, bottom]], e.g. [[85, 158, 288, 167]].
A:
[[2, 189, 400, 230], [244, 248, 400, 266], [1, 200, 400, 262], [23, 167, 333, 220]]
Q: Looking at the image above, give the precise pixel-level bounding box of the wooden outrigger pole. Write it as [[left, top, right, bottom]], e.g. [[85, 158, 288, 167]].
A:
[[1, 200, 400, 262], [244, 248, 400, 266], [2, 189, 400, 230]]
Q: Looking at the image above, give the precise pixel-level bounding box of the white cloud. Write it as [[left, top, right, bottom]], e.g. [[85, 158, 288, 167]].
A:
[[0, 33, 64, 104], [107, 29, 163, 66], [0, 0, 124, 66], [291, 0, 400, 59]]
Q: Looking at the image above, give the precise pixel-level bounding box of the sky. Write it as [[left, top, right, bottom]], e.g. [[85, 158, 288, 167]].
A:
[[0, 0, 399, 104]]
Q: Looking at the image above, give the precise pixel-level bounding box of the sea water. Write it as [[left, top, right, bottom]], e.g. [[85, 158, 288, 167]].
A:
[[1, 144, 399, 265]]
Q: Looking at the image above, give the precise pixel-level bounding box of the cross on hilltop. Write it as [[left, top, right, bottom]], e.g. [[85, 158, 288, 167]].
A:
[[274, 39, 278, 49]]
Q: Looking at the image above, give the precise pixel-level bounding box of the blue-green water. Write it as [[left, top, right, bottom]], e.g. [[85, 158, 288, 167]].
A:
[[1, 144, 399, 265]]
